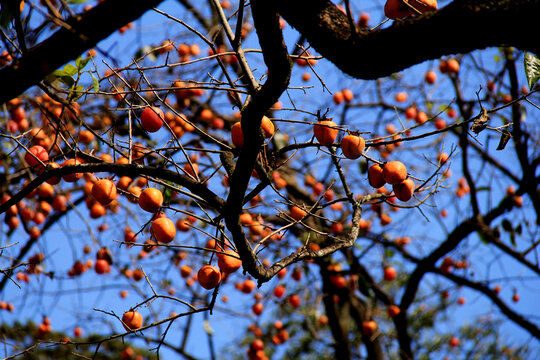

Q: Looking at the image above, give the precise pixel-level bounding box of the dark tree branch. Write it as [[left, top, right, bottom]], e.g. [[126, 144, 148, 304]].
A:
[[223, 0, 292, 282], [0, 0, 164, 103], [275, 0, 540, 79]]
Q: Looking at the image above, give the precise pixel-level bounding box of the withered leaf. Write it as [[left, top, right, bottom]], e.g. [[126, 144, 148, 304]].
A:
[[471, 108, 489, 134], [496, 129, 512, 150]]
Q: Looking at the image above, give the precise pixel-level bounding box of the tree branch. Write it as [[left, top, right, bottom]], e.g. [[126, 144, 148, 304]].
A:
[[0, 0, 163, 103], [275, 0, 540, 79]]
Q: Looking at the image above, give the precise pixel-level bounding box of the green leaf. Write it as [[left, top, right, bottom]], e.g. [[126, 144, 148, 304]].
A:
[[91, 74, 100, 92], [63, 64, 78, 77], [477, 231, 489, 245], [59, 76, 75, 87], [524, 52, 540, 90], [76, 56, 90, 71], [52, 70, 69, 77], [358, 159, 368, 174], [163, 184, 174, 204], [68, 0, 91, 4], [385, 249, 395, 259], [356, 274, 372, 298]]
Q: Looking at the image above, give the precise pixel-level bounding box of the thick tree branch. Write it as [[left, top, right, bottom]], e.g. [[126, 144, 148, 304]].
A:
[[276, 0, 540, 79], [223, 0, 292, 282], [0, 0, 163, 103]]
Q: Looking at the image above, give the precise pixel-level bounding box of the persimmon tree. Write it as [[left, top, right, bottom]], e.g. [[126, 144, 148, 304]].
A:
[[1, 0, 539, 359]]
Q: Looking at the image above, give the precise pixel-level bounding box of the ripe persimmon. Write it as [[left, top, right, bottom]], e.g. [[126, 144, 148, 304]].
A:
[[140, 106, 164, 133], [122, 311, 143, 331], [342, 89, 354, 102], [290, 205, 307, 221], [382, 161, 407, 185], [151, 217, 176, 243], [368, 164, 386, 188], [138, 188, 163, 213], [92, 179, 117, 205], [383, 266, 397, 281], [333, 91, 344, 104], [261, 116, 275, 138], [94, 259, 110, 274], [314, 120, 338, 146], [425, 70, 437, 84], [231, 121, 244, 148], [387, 305, 401, 318], [25, 145, 49, 168], [384, 0, 411, 19], [61, 158, 83, 183], [217, 250, 242, 273], [197, 264, 221, 289], [341, 135, 365, 159], [180, 162, 199, 178], [362, 320, 377, 335], [446, 58, 460, 73], [393, 178, 414, 201]]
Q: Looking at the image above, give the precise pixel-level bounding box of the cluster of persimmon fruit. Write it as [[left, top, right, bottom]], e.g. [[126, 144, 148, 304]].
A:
[[312, 115, 416, 204]]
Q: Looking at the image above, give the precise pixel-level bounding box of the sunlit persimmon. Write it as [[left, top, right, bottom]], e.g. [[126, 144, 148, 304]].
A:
[[261, 116, 275, 138], [368, 164, 386, 188], [122, 311, 143, 331], [140, 106, 164, 133], [25, 145, 49, 168], [313, 120, 338, 146], [231, 122, 244, 148], [290, 205, 307, 221], [198, 265, 221, 290], [92, 179, 117, 205], [217, 250, 242, 273], [341, 135, 365, 159], [151, 217, 176, 243], [138, 188, 163, 213], [382, 161, 407, 185], [393, 178, 415, 201], [94, 259, 110, 274]]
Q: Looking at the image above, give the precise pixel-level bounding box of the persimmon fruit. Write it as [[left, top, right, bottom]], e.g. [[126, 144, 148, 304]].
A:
[[122, 311, 143, 331], [92, 179, 117, 205], [138, 188, 163, 213], [61, 158, 83, 183], [290, 205, 307, 221], [217, 250, 242, 273], [25, 145, 49, 168], [368, 164, 386, 188], [313, 120, 338, 146], [382, 161, 407, 184], [393, 178, 415, 201], [197, 265, 221, 290], [341, 135, 365, 159], [140, 106, 164, 133], [231, 122, 244, 148], [151, 217, 176, 243]]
